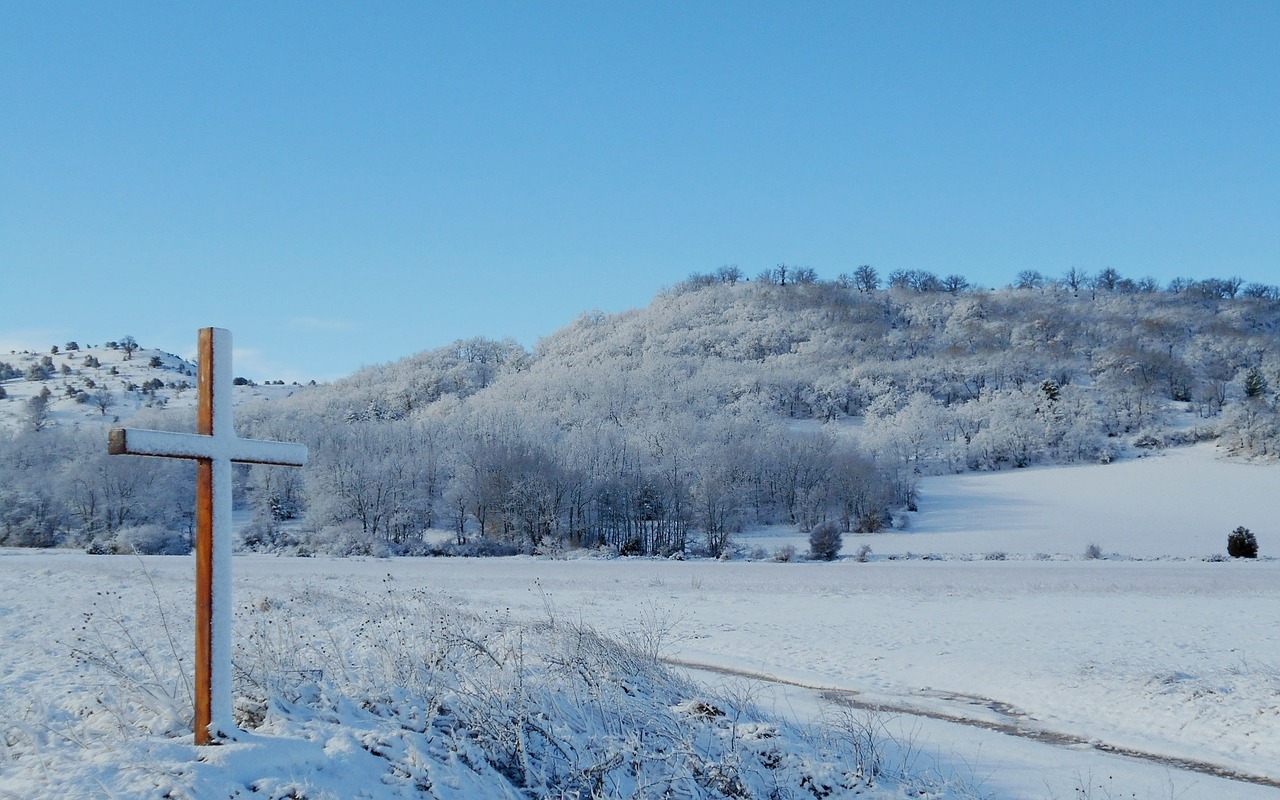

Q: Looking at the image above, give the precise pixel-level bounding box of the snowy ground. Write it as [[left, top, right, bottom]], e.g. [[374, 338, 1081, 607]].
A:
[[3, 445, 1278, 798]]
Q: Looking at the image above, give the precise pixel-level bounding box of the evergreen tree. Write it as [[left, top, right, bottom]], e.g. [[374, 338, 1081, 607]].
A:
[[1243, 367, 1268, 399]]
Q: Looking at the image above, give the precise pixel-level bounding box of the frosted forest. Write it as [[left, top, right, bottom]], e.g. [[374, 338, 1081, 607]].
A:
[[3, 268, 1279, 558]]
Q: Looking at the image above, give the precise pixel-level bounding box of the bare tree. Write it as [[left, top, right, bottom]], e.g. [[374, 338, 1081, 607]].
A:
[[791, 266, 818, 284], [852, 265, 879, 293], [1063, 267, 1089, 293], [120, 335, 139, 360], [1015, 270, 1044, 290], [91, 386, 116, 416], [1094, 267, 1122, 292], [716, 265, 743, 284]]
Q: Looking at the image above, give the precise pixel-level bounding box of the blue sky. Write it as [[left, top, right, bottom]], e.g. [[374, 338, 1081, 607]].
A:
[[3, 2, 1278, 380]]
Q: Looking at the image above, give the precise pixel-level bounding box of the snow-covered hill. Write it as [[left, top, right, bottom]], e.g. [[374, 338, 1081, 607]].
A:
[[6, 281, 1280, 557], [0, 340, 310, 435]]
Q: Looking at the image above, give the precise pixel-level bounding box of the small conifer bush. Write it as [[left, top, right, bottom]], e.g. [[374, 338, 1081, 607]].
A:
[[1227, 526, 1258, 558]]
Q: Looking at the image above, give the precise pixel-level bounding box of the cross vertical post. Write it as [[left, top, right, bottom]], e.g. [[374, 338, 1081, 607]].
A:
[[195, 327, 222, 745], [109, 327, 307, 745]]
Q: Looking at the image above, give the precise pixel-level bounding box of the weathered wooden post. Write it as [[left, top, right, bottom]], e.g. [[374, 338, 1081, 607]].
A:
[[109, 327, 307, 744]]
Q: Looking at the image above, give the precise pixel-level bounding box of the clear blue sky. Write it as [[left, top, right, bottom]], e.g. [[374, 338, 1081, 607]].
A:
[[3, 2, 1278, 380]]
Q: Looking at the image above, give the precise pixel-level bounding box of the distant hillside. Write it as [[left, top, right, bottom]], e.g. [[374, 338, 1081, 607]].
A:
[[275, 276, 1280, 465], [5, 272, 1280, 556], [0, 339, 312, 435]]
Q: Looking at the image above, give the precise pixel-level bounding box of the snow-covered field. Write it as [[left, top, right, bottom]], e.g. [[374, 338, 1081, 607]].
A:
[[882, 443, 1278, 559], [738, 443, 1278, 560], [3, 445, 1278, 798]]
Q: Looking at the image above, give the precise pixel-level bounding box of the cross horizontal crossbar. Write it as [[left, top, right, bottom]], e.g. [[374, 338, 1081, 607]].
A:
[[108, 428, 308, 467]]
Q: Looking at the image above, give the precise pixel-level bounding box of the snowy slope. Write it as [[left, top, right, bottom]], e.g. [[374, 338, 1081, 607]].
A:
[[875, 442, 1278, 558], [0, 342, 308, 434]]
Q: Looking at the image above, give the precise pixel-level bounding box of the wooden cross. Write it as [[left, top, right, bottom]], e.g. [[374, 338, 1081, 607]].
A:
[[108, 327, 307, 745]]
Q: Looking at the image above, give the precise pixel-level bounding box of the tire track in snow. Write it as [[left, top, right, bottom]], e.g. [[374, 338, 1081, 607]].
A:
[[666, 657, 1280, 790]]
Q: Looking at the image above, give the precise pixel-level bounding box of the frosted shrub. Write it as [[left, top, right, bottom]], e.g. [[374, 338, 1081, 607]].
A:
[[239, 516, 294, 552], [1228, 526, 1259, 559], [311, 522, 374, 556], [1084, 543, 1103, 560], [445, 536, 520, 557], [111, 525, 189, 556], [808, 522, 842, 561], [855, 543, 872, 562], [772, 544, 796, 562], [855, 510, 889, 533], [232, 591, 927, 799]]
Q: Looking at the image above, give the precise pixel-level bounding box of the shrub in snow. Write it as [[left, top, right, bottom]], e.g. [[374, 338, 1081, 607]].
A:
[[310, 522, 375, 556], [855, 543, 872, 562], [1228, 526, 1259, 559], [808, 521, 842, 561], [239, 517, 291, 552], [772, 544, 796, 562], [112, 525, 190, 555], [854, 510, 887, 533], [444, 536, 520, 557], [983, 551, 1007, 561], [1084, 543, 1103, 560], [25, 362, 52, 381]]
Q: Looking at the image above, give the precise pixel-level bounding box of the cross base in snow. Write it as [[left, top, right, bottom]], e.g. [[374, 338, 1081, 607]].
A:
[[109, 327, 307, 745]]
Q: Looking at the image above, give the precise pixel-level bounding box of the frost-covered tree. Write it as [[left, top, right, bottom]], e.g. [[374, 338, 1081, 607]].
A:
[[25, 389, 51, 432], [808, 521, 842, 560], [25, 363, 52, 381], [1243, 367, 1268, 399]]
